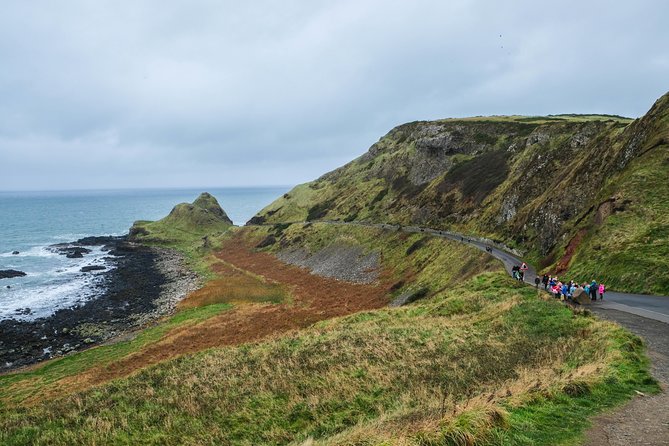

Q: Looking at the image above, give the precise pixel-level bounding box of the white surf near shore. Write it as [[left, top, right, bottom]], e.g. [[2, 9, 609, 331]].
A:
[[0, 244, 113, 321]]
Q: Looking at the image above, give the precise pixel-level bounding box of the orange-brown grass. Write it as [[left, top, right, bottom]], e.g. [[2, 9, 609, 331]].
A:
[[23, 234, 392, 402], [178, 260, 288, 308]]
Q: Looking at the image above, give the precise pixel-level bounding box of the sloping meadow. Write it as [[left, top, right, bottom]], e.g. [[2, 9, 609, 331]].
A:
[[0, 271, 655, 445]]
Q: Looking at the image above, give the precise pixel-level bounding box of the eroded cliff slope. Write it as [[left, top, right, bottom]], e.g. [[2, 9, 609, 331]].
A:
[[253, 93, 669, 294]]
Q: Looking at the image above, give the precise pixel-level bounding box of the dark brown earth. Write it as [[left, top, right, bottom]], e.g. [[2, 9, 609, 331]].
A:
[[585, 309, 669, 446]]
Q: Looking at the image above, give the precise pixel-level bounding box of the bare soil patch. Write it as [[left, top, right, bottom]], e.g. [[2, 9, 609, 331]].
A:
[[556, 228, 587, 274]]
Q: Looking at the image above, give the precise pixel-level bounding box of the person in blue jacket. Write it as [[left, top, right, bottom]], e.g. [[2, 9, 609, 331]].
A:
[[590, 280, 598, 301]]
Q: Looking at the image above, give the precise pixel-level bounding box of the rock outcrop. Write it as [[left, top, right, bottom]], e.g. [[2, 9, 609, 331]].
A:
[[0, 270, 26, 279], [81, 265, 106, 273], [192, 192, 233, 224], [129, 192, 233, 241]]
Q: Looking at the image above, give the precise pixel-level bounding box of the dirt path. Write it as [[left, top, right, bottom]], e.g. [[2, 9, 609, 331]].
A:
[[584, 309, 669, 446], [47, 236, 391, 399]]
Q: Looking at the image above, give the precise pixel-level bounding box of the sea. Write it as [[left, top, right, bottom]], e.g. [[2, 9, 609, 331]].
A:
[[0, 187, 291, 321]]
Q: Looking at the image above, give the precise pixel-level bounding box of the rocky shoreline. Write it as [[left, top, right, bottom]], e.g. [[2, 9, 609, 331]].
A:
[[0, 237, 200, 371]]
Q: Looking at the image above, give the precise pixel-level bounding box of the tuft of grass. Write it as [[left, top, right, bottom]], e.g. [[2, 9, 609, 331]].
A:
[[178, 259, 289, 308]]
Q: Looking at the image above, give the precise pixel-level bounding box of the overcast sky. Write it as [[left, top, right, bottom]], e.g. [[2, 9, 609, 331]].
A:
[[1, 0, 667, 191]]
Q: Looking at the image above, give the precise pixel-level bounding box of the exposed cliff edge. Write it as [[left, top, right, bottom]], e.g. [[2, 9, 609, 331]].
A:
[[252, 92, 669, 294]]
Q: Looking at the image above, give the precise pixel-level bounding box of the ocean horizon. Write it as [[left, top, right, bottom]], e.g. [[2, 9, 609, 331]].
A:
[[0, 186, 292, 320]]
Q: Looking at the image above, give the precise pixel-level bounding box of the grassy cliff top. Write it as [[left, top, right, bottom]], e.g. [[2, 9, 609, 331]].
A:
[[433, 113, 634, 124], [130, 192, 233, 244]]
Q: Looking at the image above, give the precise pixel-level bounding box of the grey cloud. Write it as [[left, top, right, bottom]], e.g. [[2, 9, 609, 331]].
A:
[[1, 0, 667, 190]]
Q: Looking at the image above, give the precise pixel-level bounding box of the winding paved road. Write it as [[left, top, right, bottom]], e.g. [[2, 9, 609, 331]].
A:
[[254, 221, 669, 324], [394, 223, 669, 324]]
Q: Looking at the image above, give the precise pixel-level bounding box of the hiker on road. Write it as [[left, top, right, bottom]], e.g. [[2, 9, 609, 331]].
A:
[[590, 280, 598, 301], [542, 274, 549, 290], [599, 283, 606, 300]]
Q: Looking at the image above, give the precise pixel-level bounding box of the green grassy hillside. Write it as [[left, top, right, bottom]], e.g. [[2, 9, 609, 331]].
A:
[[252, 93, 669, 294], [0, 270, 657, 445], [131, 192, 233, 243]]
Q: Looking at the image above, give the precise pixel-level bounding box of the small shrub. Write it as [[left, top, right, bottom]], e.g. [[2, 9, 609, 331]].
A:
[[406, 237, 429, 256], [306, 200, 335, 221], [562, 381, 592, 397]]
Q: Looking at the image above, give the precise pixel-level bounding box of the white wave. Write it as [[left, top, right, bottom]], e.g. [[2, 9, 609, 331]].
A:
[[0, 274, 107, 321], [0, 246, 58, 258], [0, 245, 114, 321]]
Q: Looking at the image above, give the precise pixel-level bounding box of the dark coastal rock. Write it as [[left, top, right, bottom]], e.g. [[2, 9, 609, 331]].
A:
[[62, 247, 92, 258], [128, 225, 149, 238], [12, 251, 19, 255], [0, 235, 171, 371], [81, 265, 106, 273], [0, 270, 27, 279], [76, 236, 120, 246], [107, 242, 142, 256]]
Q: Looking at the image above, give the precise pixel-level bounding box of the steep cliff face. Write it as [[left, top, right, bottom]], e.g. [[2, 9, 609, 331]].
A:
[[253, 93, 669, 294]]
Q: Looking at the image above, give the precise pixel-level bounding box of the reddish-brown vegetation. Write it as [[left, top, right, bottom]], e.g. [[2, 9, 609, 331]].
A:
[[53, 236, 391, 396]]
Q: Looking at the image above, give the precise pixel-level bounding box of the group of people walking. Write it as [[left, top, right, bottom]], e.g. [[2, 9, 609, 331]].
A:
[[537, 274, 606, 301], [511, 262, 529, 281], [504, 251, 607, 303]]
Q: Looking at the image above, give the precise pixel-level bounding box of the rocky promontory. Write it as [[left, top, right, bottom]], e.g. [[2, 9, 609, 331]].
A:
[[130, 192, 233, 242]]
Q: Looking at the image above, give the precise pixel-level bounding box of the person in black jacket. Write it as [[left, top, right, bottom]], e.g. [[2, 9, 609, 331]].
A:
[[542, 274, 549, 290]]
